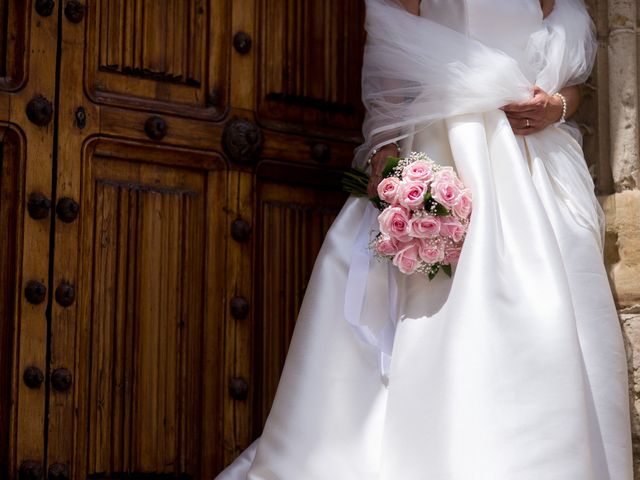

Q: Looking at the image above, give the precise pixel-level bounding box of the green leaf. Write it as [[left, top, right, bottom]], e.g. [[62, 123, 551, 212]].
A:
[[424, 196, 448, 216], [381, 156, 401, 178], [427, 264, 440, 281], [371, 196, 384, 210], [434, 203, 450, 216], [441, 264, 452, 277], [424, 196, 435, 210], [423, 191, 451, 216]]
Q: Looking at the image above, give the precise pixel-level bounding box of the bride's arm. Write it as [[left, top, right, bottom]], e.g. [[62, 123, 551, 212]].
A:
[[398, 0, 420, 15], [502, 84, 581, 136], [366, 0, 421, 196], [540, 0, 555, 18]]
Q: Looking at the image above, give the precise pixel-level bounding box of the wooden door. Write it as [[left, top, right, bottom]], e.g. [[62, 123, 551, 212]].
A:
[[0, 0, 365, 478], [51, 1, 232, 476], [1, 0, 60, 478]]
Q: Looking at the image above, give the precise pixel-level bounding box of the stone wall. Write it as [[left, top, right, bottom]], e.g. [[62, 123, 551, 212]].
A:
[[583, 0, 640, 474]]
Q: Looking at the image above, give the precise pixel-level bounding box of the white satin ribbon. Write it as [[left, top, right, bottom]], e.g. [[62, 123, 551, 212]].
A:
[[344, 201, 399, 384]]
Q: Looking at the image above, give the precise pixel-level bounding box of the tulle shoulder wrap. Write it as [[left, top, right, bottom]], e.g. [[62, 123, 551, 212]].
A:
[[354, 0, 597, 167]]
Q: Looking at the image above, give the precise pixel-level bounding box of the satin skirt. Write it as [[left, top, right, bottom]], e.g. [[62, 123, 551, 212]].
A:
[[216, 111, 633, 480]]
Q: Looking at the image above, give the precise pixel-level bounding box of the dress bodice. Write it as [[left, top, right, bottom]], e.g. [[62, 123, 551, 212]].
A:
[[420, 0, 543, 64]]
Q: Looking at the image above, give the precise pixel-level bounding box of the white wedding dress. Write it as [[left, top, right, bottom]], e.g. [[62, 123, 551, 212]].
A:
[[217, 1, 633, 479]]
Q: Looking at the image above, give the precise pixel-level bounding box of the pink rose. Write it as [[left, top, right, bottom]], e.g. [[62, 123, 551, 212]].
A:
[[378, 206, 412, 242], [402, 160, 434, 183], [444, 244, 462, 264], [434, 167, 464, 189], [453, 190, 472, 219], [376, 234, 401, 256], [398, 181, 428, 210], [440, 216, 466, 242], [409, 215, 441, 238], [392, 242, 420, 274], [431, 180, 461, 209], [418, 239, 445, 264], [377, 177, 401, 205]]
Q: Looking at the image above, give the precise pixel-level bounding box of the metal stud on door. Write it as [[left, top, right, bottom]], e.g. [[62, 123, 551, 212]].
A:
[[64, 0, 84, 23], [34, 0, 55, 17], [55, 197, 79, 223], [25, 95, 53, 127], [22, 366, 44, 389], [50, 368, 72, 392], [24, 281, 46, 305], [27, 193, 51, 220], [18, 460, 42, 480]]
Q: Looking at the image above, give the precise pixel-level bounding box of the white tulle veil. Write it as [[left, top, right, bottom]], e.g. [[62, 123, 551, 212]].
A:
[[354, 0, 597, 168]]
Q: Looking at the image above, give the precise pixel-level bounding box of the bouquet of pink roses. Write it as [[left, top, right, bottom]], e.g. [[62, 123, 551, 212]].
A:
[[343, 152, 472, 280]]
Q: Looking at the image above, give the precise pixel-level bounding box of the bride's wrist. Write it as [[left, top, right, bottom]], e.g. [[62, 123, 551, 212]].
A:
[[551, 92, 567, 123], [377, 144, 399, 159], [367, 141, 400, 166]]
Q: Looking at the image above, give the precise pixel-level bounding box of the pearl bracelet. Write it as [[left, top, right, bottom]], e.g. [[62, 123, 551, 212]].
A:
[[366, 141, 401, 165], [553, 92, 567, 124]]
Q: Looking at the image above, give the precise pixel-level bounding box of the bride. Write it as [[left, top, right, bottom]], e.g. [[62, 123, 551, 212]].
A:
[[218, 0, 633, 478]]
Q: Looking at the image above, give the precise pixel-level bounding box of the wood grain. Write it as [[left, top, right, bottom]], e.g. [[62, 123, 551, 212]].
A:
[[47, 1, 98, 470], [73, 141, 226, 478], [0, 128, 24, 479], [0, 0, 28, 90], [87, 178, 199, 475], [7, 0, 58, 475], [222, 169, 254, 464], [254, 179, 345, 428], [0, 0, 7, 78], [87, 0, 230, 119], [99, 0, 201, 85], [257, 0, 365, 139]]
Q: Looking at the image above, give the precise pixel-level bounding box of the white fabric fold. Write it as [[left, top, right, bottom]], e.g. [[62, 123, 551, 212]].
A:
[[354, 0, 597, 167], [343, 203, 399, 381], [345, 0, 603, 383]]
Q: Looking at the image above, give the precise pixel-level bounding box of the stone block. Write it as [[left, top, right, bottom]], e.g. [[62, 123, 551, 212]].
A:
[[602, 190, 640, 309], [620, 314, 640, 476]]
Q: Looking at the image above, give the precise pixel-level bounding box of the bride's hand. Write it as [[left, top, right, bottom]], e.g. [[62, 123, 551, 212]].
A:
[[502, 85, 564, 136], [367, 144, 399, 198]]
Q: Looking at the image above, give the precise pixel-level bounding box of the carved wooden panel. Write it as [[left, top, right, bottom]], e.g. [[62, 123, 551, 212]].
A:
[[254, 175, 345, 429], [0, 0, 28, 90], [86, 0, 229, 119], [76, 140, 226, 478], [256, 0, 365, 138], [0, 129, 23, 479]]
